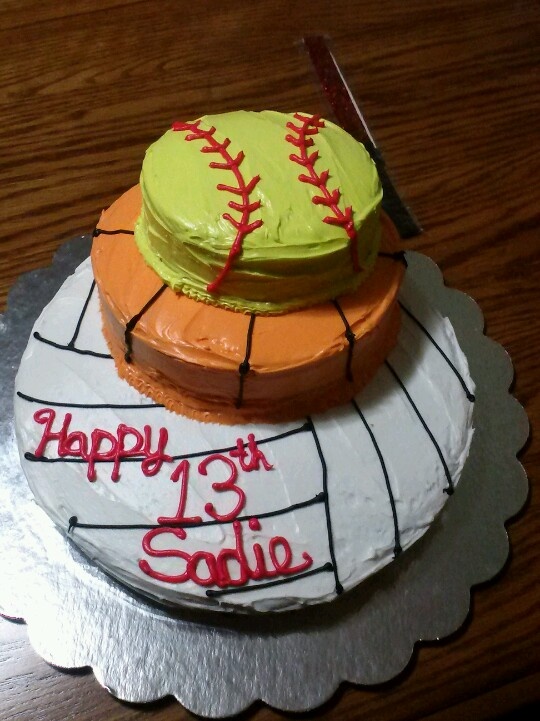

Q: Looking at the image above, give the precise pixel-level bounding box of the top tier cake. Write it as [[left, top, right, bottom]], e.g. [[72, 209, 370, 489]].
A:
[[135, 110, 382, 313], [92, 111, 405, 424]]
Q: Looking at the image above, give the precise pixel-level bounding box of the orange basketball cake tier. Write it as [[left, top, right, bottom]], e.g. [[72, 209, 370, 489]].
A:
[[91, 111, 405, 424], [92, 188, 404, 424]]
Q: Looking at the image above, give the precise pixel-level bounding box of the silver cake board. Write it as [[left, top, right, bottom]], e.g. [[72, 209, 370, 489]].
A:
[[0, 236, 529, 716]]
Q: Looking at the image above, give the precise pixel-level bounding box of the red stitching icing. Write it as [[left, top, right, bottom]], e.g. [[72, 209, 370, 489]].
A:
[[172, 120, 263, 294], [285, 113, 360, 273]]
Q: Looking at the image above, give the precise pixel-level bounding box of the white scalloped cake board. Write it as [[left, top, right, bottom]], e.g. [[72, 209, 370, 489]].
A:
[[13, 255, 475, 612]]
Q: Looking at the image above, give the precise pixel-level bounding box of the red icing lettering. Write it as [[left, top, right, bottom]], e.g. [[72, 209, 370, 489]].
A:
[[158, 460, 202, 525], [34, 408, 69, 457], [214, 523, 250, 587], [140, 426, 171, 476], [32, 408, 172, 482], [63, 429, 88, 457], [112, 424, 145, 480], [269, 536, 312, 574], [229, 433, 273, 472], [139, 519, 313, 589], [187, 551, 217, 586], [198, 453, 245, 522], [246, 518, 275, 581], [88, 428, 117, 481], [139, 527, 189, 584]]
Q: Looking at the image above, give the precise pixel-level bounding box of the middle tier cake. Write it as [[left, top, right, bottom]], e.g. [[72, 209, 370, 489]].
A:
[[92, 111, 405, 424]]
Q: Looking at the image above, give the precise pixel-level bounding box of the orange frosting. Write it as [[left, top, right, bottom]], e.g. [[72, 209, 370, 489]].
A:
[[91, 186, 405, 424]]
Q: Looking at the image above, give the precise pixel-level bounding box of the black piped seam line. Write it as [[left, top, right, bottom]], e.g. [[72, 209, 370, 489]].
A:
[[307, 416, 343, 595], [385, 360, 454, 494], [124, 284, 167, 363], [351, 398, 401, 557], [235, 313, 256, 408], [93, 227, 135, 237], [331, 299, 355, 382]]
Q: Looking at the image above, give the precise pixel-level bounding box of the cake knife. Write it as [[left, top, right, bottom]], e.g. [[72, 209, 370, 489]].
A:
[[303, 35, 422, 239]]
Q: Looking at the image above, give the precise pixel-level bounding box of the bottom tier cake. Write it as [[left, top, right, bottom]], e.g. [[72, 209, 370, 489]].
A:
[[13, 254, 474, 612]]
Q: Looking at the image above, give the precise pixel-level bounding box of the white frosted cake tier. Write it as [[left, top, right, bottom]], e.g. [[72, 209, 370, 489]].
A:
[[14, 256, 474, 612]]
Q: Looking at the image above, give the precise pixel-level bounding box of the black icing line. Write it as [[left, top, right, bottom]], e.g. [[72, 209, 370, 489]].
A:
[[33, 332, 113, 359], [68, 280, 96, 349], [16, 391, 163, 410], [306, 416, 343, 595], [235, 313, 256, 409], [205, 562, 334, 597], [93, 228, 135, 236], [331, 299, 355, 382], [32, 278, 112, 358], [385, 360, 454, 494], [124, 284, 168, 363], [67, 492, 326, 532], [25, 421, 312, 466], [351, 398, 401, 556], [398, 300, 475, 401]]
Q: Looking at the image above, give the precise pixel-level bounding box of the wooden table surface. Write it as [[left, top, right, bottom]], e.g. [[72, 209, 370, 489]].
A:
[[1, 1, 538, 719]]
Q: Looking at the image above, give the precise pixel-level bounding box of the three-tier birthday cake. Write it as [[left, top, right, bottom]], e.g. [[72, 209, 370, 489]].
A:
[[14, 111, 475, 611]]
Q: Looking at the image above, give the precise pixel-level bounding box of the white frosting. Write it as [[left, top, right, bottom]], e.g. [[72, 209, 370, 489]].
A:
[[14, 257, 474, 612]]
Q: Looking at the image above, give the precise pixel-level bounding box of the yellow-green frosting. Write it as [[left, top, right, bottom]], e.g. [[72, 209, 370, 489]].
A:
[[135, 110, 382, 314]]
